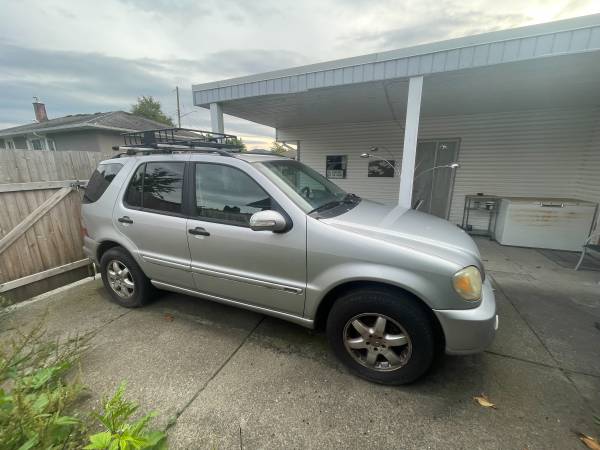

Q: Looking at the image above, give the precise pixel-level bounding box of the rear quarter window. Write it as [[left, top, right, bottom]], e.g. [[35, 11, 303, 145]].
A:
[[83, 163, 123, 204]]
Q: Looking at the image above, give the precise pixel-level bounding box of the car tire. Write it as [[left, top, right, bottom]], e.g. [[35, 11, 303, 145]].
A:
[[326, 287, 437, 385], [100, 246, 154, 308]]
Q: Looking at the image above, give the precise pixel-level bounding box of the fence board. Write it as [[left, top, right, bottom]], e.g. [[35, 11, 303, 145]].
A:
[[0, 149, 105, 296]]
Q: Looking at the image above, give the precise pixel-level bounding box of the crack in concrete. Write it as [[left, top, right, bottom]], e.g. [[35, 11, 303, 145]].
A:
[[484, 350, 600, 379], [165, 316, 266, 431]]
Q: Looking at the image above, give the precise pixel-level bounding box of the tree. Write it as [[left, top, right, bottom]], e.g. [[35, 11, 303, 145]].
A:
[[230, 137, 247, 152], [270, 141, 287, 154], [131, 96, 174, 126]]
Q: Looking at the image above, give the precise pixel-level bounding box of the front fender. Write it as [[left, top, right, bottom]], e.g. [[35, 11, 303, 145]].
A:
[[304, 262, 460, 319]]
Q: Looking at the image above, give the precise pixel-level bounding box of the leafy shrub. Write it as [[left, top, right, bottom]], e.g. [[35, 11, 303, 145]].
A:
[[85, 382, 166, 450], [0, 320, 168, 449], [0, 323, 88, 449]]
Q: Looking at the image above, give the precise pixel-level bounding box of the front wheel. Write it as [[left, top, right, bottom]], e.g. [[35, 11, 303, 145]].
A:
[[326, 287, 437, 385]]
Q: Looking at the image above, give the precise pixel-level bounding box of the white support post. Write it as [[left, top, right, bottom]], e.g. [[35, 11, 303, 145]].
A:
[[398, 76, 423, 208], [210, 102, 224, 134]]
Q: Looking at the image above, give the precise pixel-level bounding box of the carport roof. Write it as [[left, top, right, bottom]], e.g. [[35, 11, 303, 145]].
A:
[[193, 14, 600, 128]]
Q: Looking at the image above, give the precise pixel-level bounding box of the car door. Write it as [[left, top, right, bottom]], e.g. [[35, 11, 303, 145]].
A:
[[186, 160, 306, 316], [114, 157, 195, 289]]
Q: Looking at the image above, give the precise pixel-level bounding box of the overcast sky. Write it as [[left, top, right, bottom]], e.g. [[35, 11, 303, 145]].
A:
[[1, 0, 598, 148]]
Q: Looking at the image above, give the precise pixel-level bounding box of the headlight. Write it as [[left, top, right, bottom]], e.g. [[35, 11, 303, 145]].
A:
[[453, 266, 482, 301]]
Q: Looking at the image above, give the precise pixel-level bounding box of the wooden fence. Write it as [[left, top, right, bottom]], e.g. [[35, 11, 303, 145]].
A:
[[0, 149, 106, 300]]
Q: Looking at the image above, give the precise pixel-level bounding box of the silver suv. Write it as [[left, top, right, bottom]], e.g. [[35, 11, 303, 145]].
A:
[[82, 138, 497, 385]]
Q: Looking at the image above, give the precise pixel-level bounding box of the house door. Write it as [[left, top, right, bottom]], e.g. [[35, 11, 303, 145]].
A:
[[412, 139, 460, 219]]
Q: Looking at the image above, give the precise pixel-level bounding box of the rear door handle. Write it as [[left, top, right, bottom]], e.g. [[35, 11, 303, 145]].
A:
[[118, 216, 134, 224], [189, 227, 210, 236]]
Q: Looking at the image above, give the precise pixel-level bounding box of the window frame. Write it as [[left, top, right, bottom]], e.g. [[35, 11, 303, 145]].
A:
[[325, 155, 347, 179], [6, 139, 16, 150], [122, 161, 189, 219], [46, 138, 56, 151], [190, 162, 278, 229], [28, 138, 45, 151]]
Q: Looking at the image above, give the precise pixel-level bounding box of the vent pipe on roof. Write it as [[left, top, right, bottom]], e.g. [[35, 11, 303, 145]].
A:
[[32, 97, 48, 122]]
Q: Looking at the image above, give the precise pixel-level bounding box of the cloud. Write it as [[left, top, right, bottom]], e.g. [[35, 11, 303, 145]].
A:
[[0, 42, 295, 145], [338, 1, 531, 52], [1, 0, 598, 148]]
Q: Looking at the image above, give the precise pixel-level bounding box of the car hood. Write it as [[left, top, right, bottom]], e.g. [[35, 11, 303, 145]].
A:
[[319, 199, 482, 268]]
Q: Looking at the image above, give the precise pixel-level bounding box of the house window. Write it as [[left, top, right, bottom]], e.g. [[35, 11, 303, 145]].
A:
[[46, 138, 56, 151], [6, 139, 16, 150], [368, 159, 396, 177], [30, 138, 44, 150], [325, 155, 347, 179]]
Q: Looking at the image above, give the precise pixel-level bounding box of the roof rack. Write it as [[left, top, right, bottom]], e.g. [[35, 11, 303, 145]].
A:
[[112, 128, 241, 156]]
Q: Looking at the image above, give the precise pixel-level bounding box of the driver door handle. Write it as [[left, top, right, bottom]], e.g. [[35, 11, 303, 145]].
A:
[[189, 227, 210, 236]]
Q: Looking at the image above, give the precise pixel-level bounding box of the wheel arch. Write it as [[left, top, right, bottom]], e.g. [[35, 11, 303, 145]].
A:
[[97, 239, 134, 263], [313, 280, 445, 352]]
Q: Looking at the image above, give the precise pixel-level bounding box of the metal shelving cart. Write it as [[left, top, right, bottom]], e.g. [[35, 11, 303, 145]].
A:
[[460, 194, 499, 239]]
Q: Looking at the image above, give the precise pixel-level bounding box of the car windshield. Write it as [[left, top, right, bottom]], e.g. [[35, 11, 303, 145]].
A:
[[255, 159, 352, 213]]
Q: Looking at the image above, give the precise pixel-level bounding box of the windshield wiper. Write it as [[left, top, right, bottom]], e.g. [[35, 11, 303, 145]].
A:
[[307, 193, 361, 215], [308, 200, 343, 215]]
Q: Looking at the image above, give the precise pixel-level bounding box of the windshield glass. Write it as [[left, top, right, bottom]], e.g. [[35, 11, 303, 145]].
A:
[[255, 159, 348, 213]]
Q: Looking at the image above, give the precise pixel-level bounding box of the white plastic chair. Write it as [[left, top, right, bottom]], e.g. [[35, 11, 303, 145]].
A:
[[575, 230, 600, 270]]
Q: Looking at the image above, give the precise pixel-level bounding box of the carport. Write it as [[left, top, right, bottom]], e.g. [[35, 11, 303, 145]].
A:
[[192, 14, 600, 234]]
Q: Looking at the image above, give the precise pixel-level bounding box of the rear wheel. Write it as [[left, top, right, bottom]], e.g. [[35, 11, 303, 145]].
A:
[[326, 287, 436, 385], [100, 247, 153, 308]]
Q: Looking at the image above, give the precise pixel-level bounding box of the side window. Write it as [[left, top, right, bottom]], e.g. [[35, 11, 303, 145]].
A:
[[194, 164, 272, 226], [124, 162, 185, 214], [124, 164, 144, 207], [83, 163, 123, 204]]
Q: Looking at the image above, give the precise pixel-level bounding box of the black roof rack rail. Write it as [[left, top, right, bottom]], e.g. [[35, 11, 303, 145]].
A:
[[112, 128, 241, 155]]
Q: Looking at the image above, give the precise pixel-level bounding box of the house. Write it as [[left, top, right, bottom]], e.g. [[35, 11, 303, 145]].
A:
[[192, 14, 600, 247], [0, 101, 170, 152]]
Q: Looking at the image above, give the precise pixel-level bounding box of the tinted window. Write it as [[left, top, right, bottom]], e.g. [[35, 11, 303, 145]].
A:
[[124, 162, 184, 214], [124, 164, 144, 207], [83, 163, 123, 204], [194, 164, 271, 226]]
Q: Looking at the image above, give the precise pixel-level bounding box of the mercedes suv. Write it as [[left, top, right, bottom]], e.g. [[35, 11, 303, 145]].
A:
[[81, 135, 497, 385]]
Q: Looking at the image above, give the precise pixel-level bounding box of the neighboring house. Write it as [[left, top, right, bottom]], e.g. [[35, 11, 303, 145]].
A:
[[193, 14, 600, 238], [0, 101, 171, 152]]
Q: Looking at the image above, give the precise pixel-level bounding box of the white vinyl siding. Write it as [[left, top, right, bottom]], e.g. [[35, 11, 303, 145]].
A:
[[574, 115, 600, 228], [278, 107, 600, 225]]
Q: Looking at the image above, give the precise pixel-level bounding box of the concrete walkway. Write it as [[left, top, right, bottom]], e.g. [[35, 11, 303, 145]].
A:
[[1, 239, 599, 449]]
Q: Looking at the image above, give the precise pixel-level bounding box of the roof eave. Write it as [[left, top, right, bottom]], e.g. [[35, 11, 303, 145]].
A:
[[192, 13, 600, 107], [0, 123, 148, 138]]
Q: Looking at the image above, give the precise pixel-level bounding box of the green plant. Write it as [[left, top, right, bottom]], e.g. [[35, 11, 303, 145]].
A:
[[0, 322, 88, 449], [131, 96, 174, 126], [85, 383, 166, 450]]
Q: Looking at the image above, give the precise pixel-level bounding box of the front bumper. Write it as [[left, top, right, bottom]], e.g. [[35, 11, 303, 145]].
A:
[[433, 278, 498, 355], [83, 236, 100, 265]]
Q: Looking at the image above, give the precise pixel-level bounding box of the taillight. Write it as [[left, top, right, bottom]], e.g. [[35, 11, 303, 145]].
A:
[[80, 217, 89, 238]]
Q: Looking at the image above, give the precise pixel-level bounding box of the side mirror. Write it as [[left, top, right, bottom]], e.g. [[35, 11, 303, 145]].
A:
[[249, 210, 287, 232]]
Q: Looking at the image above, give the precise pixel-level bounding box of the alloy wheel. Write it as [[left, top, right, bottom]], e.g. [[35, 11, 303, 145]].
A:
[[343, 313, 412, 372], [106, 260, 135, 299]]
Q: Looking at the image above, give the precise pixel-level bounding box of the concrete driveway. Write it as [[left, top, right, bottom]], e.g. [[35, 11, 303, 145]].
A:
[[1, 239, 599, 449]]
